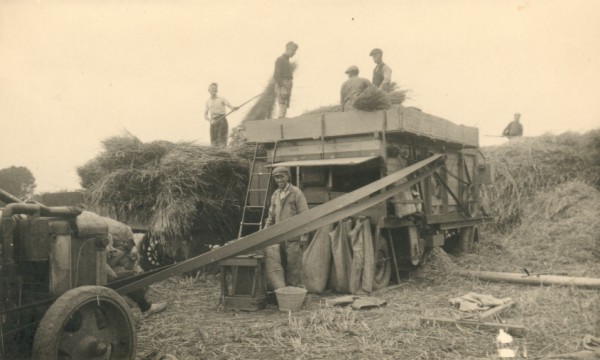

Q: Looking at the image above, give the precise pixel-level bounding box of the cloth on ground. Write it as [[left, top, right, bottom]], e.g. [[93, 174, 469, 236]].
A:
[[325, 295, 386, 309], [449, 292, 513, 311]]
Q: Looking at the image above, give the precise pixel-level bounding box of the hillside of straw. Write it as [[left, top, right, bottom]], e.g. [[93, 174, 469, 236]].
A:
[[481, 130, 600, 231], [135, 131, 599, 360], [77, 133, 254, 247]]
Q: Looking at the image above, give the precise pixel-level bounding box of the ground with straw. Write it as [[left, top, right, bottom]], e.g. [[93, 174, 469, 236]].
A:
[[134, 132, 599, 360]]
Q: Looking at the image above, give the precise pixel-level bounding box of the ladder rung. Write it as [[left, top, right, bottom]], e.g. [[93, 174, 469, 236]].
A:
[[248, 189, 267, 192], [245, 206, 265, 209], [254, 156, 268, 160], [251, 173, 270, 176], [241, 222, 262, 226]]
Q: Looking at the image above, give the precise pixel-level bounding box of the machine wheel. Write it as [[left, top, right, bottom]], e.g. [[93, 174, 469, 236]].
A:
[[32, 286, 136, 360], [372, 231, 392, 291]]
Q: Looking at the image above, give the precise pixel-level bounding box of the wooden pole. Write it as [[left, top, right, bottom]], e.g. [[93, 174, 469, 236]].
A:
[[460, 271, 600, 289], [420, 317, 527, 337]]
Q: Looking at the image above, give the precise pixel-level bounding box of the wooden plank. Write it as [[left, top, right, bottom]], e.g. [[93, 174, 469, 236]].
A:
[[325, 111, 384, 137], [283, 114, 322, 139], [420, 317, 527, 337], [111, 154, 445, 294], [242, 107, 479, 147], [477, 301, 516, 321], [275, 139, 381, 159], [460, 271, 600, 289], [244, 119, 282, 142]]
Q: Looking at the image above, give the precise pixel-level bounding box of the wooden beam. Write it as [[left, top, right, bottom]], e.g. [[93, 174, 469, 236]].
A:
[[477, 301, 515, 321], [460, 271, 600, 290], [420, 317, 527, 337]]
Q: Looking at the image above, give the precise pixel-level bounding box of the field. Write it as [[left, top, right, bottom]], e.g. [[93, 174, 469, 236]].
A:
[[135, 179, 600, 360]]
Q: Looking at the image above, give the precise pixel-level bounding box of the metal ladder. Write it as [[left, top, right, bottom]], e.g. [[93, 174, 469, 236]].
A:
[[237, 142, 279, 238]]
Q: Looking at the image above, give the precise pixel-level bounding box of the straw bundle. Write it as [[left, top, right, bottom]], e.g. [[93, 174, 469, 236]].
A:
[[353, 86, 391, 111], [481, 130, 600, 231], [78, 133, 253, 245], [302, 82, 408, 115]]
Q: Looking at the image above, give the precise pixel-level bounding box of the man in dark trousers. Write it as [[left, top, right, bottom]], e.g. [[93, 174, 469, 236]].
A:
[[204, 83, 237, 147], [369, 48, 393, 92], [273, 41, 298, 118], [340, 65, 371, 111], [263, 166, 309, 289], [502, 113, 524, 138]]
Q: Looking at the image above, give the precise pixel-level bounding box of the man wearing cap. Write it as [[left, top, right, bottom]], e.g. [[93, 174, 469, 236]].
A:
[[369, 48, 393, 92], [273, 41, 299, 118], [264, 166, 309, 289], [340, 65, 372, 111], [204, 83, 238, 147], [502, 113, 524, 138]]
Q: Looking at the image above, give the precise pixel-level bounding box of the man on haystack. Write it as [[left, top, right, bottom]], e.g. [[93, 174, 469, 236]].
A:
[[340, 65, 372, 111], [264, 166, 309, 289], [369, 48, 393, 92], [204, 83, 238, 147], [502, 113, 524, 138], [273, 41, 298, 118]]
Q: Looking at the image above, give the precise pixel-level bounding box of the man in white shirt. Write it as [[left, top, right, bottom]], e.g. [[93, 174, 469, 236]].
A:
[[204, 83, 237, 147]]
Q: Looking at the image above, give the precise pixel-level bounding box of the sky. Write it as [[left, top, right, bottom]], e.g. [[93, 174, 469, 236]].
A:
[[1, 0, 599, 193]]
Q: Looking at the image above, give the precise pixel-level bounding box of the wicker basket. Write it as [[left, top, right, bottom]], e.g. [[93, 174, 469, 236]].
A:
[[274, 286, 307, 311]]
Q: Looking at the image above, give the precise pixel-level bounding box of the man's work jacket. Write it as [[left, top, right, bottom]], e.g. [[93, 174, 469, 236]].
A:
[[265, 183, 309, 228]]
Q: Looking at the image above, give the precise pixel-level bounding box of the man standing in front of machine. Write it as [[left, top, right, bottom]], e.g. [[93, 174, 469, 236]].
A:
[[369, 48, 393, 92], [273, 41, 298, 118], [264, 166, 309, 289]]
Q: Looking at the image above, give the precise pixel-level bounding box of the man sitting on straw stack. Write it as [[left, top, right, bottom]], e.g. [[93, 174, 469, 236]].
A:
[[502, 113, 524, 139], [264, 166, 309, 289], [340, 65, 371, 111]]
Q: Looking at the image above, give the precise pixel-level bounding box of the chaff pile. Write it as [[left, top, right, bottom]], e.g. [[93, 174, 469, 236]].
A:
[[78, 133, 254, 245], [481, 130, 600, 231]]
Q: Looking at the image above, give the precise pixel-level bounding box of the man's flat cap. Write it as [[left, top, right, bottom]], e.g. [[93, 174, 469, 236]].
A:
[[369, 48, 383, 56], [272, 166, 290, 176], [345, 65, 359, 74]]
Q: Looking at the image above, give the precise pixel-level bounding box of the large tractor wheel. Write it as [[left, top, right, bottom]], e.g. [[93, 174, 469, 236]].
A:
[[372, 231, 392, 291], [32, 286, 136, 360]]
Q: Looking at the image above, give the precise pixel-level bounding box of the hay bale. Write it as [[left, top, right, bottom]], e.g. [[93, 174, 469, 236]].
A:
[[353, 86, 390, 111], [481, 130, 600, 231], [503, 180, 600, 276], [78, 133, 253, 247]]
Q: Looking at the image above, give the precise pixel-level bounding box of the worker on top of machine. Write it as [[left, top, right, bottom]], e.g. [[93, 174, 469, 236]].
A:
[[273, 41, 298, 118], [263, 166, 309, 289], [369, 48, 392, 92], [502, 113, 524, 138], [204, 83, 238, 147], [340, 65, 371, 112]]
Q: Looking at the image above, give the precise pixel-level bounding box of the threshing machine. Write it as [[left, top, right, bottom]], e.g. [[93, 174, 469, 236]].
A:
[[0, 105, 493, 359]]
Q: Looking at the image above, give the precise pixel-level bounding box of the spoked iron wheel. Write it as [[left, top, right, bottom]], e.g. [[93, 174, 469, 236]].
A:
[[32, 286, 136, 360]]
